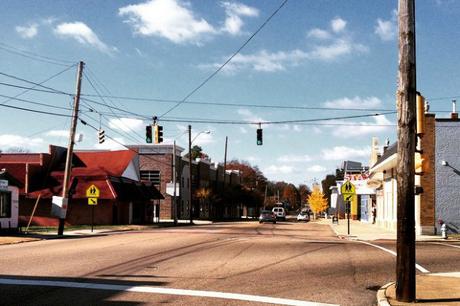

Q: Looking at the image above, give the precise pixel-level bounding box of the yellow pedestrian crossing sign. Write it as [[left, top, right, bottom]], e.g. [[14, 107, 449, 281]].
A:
[[88, 198, 98, 205], [86, 185, 100, 198], [341, 180, 356, 195]]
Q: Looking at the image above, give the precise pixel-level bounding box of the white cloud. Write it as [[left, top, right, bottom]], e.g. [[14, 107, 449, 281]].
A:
[[119, 0, 215, 44], [245, 156, 260, 163], [94, 137, 126, 150], [221, 1, 258, 35], [307, 28, 331, 40], [293, 125, 302, 132], [203, 49, 309, 73], [192, 131, 214, 146], [45, 130, 69, 137], [0, 134, 44, 150], [239, 127, 248, 134], [308, 38, 368, 61], [264, 165, 295, 175], [375, 10, 397, 41], [323, 96, 382, 109], [277, 154, 312, 163], [108, 118, 144, 132], [307, 165, 326, 172], [54, 22, 116, 54], [237, 108, 267, 126], [331, 17, 347, 33], [330, 115, 393, 137], [312, 127, 322, 134], [321, 146, 370, 161], [16, 24, 38, 39], [202, 17, 367, 73]]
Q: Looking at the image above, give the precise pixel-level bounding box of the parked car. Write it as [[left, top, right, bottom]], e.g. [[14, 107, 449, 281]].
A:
[[296, 211, 310, 222], [259, 210, 276, 224], [272, 207, 286, 221]]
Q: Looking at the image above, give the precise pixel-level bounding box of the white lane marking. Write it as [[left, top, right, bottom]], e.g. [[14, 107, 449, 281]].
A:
[[0, 278, 338, 306], [429, 242, 460, 250], [429, 272, 460, 278], [357, 241, 430, 273]]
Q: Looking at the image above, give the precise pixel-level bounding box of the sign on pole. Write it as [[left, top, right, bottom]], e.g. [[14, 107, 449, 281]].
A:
[[86, 185, 100, 198], [0, 179, 8, 191], [340, 180, 356, 235], [88, 198, 98, 205]]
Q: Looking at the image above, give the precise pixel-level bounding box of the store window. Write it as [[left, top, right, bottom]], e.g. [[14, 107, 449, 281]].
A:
[[140, 171, 161, 185], [0, 191, 11, 218]]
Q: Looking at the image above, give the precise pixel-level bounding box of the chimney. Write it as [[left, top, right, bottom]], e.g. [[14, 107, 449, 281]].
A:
[[383, 138, 390, 152], [452, 99, 458, 120]]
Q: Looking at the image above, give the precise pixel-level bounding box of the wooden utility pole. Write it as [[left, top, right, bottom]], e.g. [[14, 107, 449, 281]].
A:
[[173, 140, 177, 225], [58, 61, 84, 236], [396, 0, 416, 302], [188, 125, 193, 224], [223, 136, 228, 184]]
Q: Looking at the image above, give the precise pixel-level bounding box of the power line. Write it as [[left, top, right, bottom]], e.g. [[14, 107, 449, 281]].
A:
[[0, 65, 76, 106], [0, 42, 75, 66], [0, 93, 74, 111], [0, 102, 72, 117], [158, 0, 289, 118]]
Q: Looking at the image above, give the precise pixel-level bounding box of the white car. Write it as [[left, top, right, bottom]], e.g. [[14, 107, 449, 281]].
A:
[[297, 211, 310, 222], [272, 207, 286, 220]]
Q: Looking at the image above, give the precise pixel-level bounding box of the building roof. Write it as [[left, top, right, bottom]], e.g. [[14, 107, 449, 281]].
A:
[[73, 150, 136, 177], [369, 142, 398, 173]]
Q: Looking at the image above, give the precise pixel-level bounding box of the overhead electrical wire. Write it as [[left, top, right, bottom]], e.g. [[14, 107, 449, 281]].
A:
[[0, 42, 75, 67], [158, 0, 289, 118], [0, 65, 76, 106], [0, 102, 72, 117]]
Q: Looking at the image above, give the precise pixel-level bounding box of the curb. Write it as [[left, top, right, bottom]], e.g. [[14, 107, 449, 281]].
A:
[[377, 281, 394, 306]]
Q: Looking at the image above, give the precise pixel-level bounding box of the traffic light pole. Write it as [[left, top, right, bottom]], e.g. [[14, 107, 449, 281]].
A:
[[58, 61, 84, 236]]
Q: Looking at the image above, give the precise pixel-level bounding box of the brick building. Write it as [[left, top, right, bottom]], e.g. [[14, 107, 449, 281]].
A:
[[369, 98, 460, 235]]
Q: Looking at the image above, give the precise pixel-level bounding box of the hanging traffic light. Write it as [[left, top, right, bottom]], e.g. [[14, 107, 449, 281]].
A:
[[98, 129, 105, 144], [154, 125, 163, 144], [257, 128, 263, 145], [146, 125, 152, 143]]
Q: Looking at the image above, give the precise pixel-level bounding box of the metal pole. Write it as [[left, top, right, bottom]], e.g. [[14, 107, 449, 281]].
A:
[[396, 0, 416, 302], [188, 125, 193, 224], [91, 205, 94, 233], [58, 61, 84, 236], [347, 200, 350, 235], [173, 140, 177, 225]]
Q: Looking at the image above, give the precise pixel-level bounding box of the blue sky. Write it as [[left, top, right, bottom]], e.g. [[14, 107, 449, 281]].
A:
[[1, 0, 459, 185]]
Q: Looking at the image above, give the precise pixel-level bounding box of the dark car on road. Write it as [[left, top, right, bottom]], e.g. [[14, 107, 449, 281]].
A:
[[259, 210, 276, 224]]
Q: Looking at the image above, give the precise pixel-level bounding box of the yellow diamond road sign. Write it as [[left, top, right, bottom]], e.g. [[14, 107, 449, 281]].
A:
[[86, 184, 100, 198], [341, 181, 356, 195], [88, 198, 98, 205]]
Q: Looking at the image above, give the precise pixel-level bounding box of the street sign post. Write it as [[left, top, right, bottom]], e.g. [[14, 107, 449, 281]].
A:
[[341, 181, 356, 235], [86, 185, 100, 232]]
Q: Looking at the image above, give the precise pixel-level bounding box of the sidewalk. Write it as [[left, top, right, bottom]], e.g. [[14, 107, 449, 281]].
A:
[[318, 218, 460, 305], [320, 218, 456, 241]]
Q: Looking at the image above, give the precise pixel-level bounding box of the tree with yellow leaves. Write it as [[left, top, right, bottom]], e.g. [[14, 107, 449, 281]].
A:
[[307, 185, 328, 219]]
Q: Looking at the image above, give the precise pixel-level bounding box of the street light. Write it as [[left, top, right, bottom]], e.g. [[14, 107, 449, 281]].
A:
[[188, 127, 211, 224], [192, 130, 211, 144]]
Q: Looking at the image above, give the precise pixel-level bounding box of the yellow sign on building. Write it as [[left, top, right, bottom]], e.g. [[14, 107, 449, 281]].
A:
[[86, 185, 100, 198]]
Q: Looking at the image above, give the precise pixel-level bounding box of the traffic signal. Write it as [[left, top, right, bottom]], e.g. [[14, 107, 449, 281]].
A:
[[98, 129, 105, 144], [146, 125, 152, 143], [154, 125, 163, 144], [257, 128, 263, 145]]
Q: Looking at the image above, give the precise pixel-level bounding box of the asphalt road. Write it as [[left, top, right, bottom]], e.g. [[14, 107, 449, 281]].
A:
[[0, 221, 459, 306]]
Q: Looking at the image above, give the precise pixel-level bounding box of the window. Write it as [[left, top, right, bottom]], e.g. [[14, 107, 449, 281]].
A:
[[0, 191, 11, 218], [140, 170, 161, 185]]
